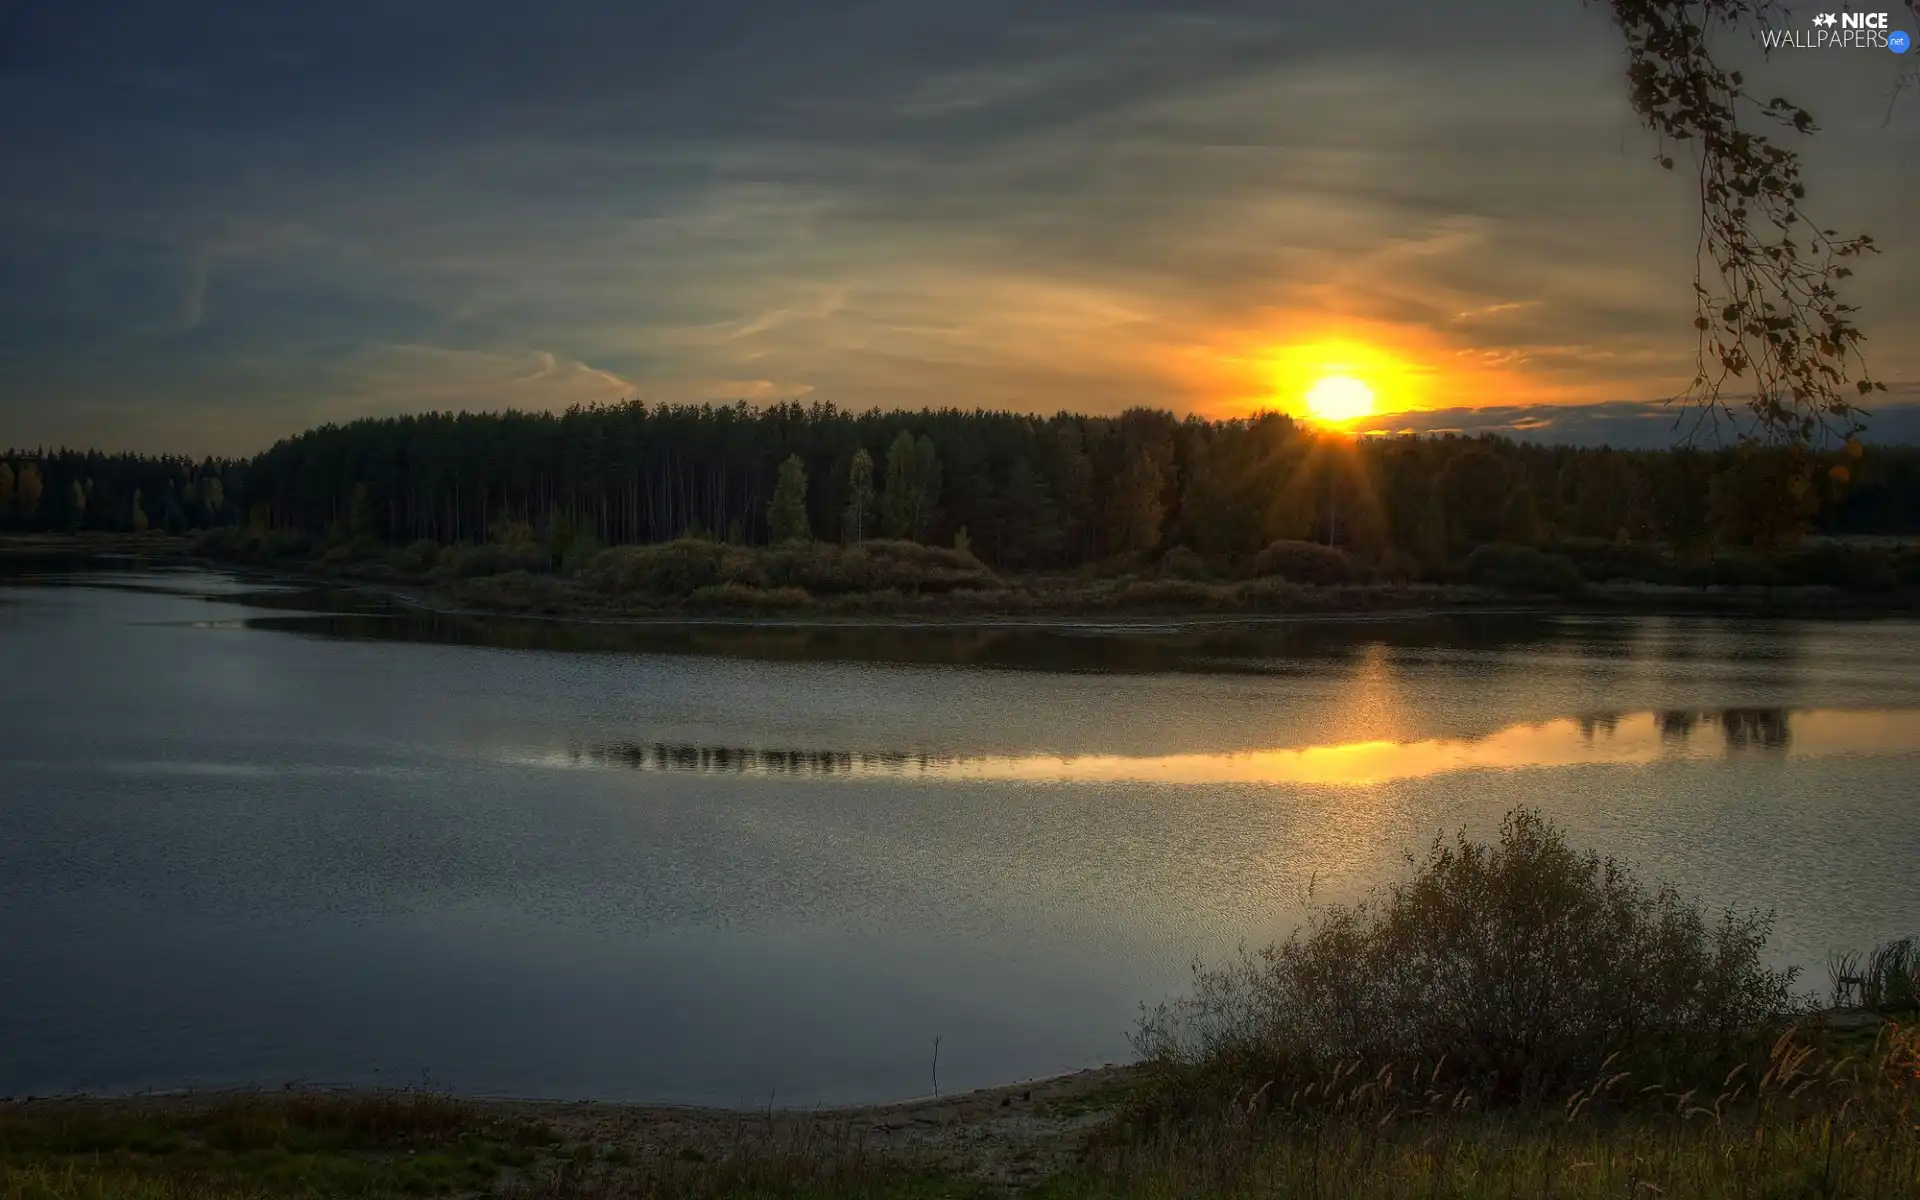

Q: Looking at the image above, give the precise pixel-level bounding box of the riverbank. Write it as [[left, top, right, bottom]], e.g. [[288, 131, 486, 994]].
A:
[[5, 1015, 1909, 1199], [7, 531, 1918, 623], [0, 1066, 1144, 1199]]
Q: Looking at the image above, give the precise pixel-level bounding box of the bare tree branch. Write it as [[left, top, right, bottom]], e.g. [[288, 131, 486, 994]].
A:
[[1601, 0, 1890, 448]]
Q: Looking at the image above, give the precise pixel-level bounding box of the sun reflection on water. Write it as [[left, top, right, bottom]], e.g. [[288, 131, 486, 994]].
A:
[[513, 708, 1920, 788]]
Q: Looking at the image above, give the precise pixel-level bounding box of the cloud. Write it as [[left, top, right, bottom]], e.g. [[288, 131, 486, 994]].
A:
[[315, 344, 636, 421], [0, 0, 1913, 454], [1354, 399, 1920, 448]]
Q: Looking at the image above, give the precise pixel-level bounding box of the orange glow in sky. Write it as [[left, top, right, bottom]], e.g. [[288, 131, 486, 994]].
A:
[[1166, 313, 1577, 425], [1303, 374, 1377, 424]]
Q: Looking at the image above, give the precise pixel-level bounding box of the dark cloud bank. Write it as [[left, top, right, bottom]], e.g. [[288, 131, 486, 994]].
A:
[[1355, 399, 1920, 449], [1, 0, 1914, 454]]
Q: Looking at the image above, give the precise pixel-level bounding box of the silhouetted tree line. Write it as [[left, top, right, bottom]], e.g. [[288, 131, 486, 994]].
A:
[[0, 449, 245, 535], [6, 402, 1919, 568]]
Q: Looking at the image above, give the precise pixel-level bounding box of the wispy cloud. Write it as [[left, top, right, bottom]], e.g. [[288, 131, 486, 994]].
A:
[[0, 0, 1912, 455], [315, 344, 636, 421]]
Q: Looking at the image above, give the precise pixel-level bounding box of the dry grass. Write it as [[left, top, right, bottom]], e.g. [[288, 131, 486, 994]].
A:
[[0, 1092, 986, 1200], [1053, 1022, 1920, 1199]]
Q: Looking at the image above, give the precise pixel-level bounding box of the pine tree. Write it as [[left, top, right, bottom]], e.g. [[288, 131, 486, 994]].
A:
[[0, 462, 14, 518], [766, 454, 810, 543]]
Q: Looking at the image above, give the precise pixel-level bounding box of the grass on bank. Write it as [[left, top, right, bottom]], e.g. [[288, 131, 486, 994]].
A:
[[0, 1092, 989, 1200], [0, 1093, 543, 1198]]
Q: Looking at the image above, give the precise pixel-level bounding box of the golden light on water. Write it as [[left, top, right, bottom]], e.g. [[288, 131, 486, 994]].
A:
[[522, 708, 1920, 788], [1304, 374, 1376, 424]]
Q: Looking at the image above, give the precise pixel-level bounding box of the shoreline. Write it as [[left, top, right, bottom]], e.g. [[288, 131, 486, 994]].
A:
[[1, 1063, 1141, 1123], [6, 532, 1916, 625], [3, 1065, 1148, 1191]]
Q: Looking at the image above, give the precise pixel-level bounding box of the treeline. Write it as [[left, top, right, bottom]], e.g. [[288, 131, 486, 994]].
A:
[[5, 401, 1919, 570], [0, 450, 245, 535]]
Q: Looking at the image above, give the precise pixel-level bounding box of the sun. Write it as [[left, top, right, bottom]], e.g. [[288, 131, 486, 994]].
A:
[[1304, 374, 1376, 424]]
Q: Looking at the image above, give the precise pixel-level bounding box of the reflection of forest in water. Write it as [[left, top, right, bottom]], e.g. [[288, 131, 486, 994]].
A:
[[559, 706, 1803, 780], [1638, 708, 1792, 750]]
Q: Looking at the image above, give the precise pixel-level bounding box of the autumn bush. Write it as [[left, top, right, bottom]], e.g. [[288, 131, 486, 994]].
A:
[[444, 540, 549, 579], [686, 583, 813, 610], [1134, 810, 1809, 1106], [1549, 537, 1678, 583], [1157, 546, 1213, 581], [583, 537, 996, 598], [1112, 579, 1236, 609], [191, 526, 313, 561], [1462, 544, 1584, 596], [1248, 540, 1360, 585]]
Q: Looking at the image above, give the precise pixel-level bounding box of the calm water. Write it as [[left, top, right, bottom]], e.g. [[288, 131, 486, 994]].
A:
[[2, 566, 1917, 1106]]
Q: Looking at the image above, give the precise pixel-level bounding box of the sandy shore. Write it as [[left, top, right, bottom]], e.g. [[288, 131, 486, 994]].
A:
[[4, 1064, 1146, 1192]]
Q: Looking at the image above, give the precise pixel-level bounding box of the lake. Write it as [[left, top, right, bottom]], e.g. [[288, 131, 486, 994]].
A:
[[2, 565, 1917, 1106]]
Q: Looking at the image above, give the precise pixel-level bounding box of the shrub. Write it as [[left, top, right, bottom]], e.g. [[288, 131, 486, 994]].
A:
[[1234, 578, 1307, 612], [557, 533, 602, 578], [1896, 547, 1920, 588], [1674, 552, 1779, 588], [1778, 542, 1898, 592], [190, 527, 233, 555], [1462, 544, 1583, 595], [583, 539, 748, 594], [1159, 546, 1211, 581], [1550, 537, 1677, 584], [1133, 809, 1808, 1103], [579, 538, 999, 597], [1113, 579, 1234, 608], [1249, 540, 1357, 585], [686, 583, 812, 610], [446, 541, 548, 578], [194, 527, 311, 561]]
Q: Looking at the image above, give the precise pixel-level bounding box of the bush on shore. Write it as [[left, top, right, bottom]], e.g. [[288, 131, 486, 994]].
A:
[[444, 540, 549, 579], [1247, 540, 1363, 586], [583, 537, 997, 598], [1462, 544, 1585, 596], [1133, 809, 1808, 1106], [686, 583, 813, 610], [191, 526, 312, 561]]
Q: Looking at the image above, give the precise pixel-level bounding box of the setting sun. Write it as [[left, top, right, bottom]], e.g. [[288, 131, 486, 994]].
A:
[[1304, 374, 1376, 424]]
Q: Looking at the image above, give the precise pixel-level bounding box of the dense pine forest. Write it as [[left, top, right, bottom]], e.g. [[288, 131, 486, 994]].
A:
[[5, 403, 1920, 579]]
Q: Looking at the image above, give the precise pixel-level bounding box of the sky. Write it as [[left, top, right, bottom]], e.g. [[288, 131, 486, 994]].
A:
[[2, 0, 1917, 456]]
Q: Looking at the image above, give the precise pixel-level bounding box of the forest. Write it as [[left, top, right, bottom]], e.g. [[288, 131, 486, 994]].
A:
[[5, 402, 1920, 584]]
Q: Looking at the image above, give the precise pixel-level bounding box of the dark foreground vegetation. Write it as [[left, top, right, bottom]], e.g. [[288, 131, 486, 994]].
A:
[[8, 811, 1916, 1199], [6, 403, 1920, 616]]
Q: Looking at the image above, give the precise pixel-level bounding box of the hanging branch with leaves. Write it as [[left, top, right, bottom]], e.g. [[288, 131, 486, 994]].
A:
[[1602, 0, 1889, 448]]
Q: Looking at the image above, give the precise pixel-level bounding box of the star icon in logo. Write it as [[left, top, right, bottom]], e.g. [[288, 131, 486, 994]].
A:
[[1812, 11, 1838, 25]]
